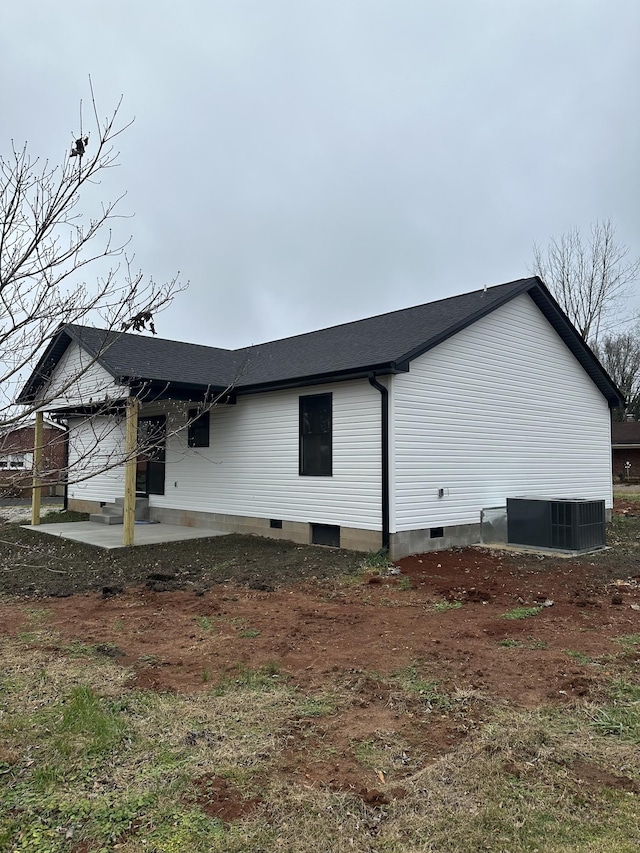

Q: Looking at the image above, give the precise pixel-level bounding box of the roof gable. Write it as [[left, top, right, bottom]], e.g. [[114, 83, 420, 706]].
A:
[[18, 276, 625, 408]]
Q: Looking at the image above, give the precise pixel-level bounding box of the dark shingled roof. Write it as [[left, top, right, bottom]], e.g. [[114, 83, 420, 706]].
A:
[[18, 276, 625, 407], [67, 327, 242, 388], [233, 278, 527, 386], [611, 422, 640, 445]]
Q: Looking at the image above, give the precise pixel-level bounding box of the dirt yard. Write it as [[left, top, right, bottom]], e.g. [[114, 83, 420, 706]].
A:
[[1, 501, 639, 795]]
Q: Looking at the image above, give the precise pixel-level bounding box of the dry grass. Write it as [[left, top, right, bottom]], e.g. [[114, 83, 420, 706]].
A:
[[1, 618, 639, 853]]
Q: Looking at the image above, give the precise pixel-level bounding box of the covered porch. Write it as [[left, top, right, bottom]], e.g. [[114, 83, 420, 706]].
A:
[[29, 382, 233, 546]]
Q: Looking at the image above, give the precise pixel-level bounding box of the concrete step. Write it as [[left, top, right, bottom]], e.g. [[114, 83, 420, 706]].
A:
[[101, 504, 125, 516], [91, 497, 149, 526], [89, 512, 123, 525], [114, 496, 149, 520]]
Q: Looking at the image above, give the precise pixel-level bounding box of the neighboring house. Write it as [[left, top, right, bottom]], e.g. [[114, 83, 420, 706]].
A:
[[611, 421, 640, 482], [18, 277, 623, 557], [0, 420, 67, 497]]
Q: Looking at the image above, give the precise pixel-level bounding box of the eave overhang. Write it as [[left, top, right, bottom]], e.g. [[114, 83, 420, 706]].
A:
[[126, 380, 236, 405], [232, 362, 405, 396], [17, 329, 74, 405], [525, 281, 625, 409]]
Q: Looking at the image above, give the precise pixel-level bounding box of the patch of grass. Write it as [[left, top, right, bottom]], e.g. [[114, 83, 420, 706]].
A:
[[352, 737, 384, 767], [610, 679, 640, 702], [63, 640, 99, 658], [500, 605, 543, 620], [614, 487, 640, 502], [53, 685, 128, 760], [431, 599, 463, 612], [564, 649, 592, 665], [146, 808, 228, 851], [0, 642, 297, 852], [138, 653, 161, 665], [207, 559, 236, 574], [213, 661, 283, 694], [333, 548, 396, 589], [588, 679, 640, 743], [501, 637, 549, 650], [397, 575, 412, 591], [333, 569, 368, 588], [3, 786, 157, 852], [16, 628, 60, 648], [53, 639, 122, 661], [390, 663, 451, 710], [605, 512, 640, 549], [21, 606, 49, 623], [362, 548, 392, 570], [192, 613, 266, 641], [613, 633, 640, 648], [41, 509, 90, 524], [296, 694, 337, 718]]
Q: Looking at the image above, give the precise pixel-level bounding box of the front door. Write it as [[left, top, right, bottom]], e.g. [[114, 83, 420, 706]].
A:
[[136, 415, 166, 495]]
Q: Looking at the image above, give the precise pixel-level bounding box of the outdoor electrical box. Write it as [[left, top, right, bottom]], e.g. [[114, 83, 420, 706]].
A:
[[506, 497, 606, 552]]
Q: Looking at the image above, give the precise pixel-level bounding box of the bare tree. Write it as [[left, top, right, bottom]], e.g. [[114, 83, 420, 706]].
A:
[[0, 83, 184, 434], [532, 219, 640, 345], [593, 329, 640, 421]]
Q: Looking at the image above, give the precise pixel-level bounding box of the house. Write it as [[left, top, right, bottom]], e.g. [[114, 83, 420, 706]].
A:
[[0, 420, 67, 497], [18, 276, 623, 557], [611, 421, 640, 482]]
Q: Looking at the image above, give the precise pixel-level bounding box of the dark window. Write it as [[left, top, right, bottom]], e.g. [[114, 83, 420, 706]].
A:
[[311, 523, 340, 547], [270, 519, 283, 529], [188, 409, 210, 448], [299, 394, 332, 476], [136, 415, 166, 495], [430, 527, 444, 539]]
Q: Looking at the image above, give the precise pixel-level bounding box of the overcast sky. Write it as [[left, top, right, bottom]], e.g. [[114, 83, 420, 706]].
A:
[[2, 0, 639, 348]]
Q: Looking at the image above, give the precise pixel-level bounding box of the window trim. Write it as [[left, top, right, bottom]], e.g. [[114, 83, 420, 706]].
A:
[[299, 392, 332, 477], [188, 408, 210, 448]]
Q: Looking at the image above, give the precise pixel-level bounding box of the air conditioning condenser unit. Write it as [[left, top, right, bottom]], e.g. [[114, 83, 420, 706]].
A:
[[506, 497, 606, 552]]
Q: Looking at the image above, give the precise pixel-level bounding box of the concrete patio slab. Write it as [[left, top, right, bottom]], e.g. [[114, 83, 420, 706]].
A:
[[22, 521, 229, 550]]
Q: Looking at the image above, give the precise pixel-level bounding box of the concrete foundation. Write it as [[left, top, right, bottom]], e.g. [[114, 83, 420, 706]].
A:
[[389, 522, 481, 560], [148, 506, 382, 552], [66, 501, 614, 558]]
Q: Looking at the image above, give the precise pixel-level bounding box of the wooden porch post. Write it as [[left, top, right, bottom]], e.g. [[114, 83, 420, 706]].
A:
[[123, 396, 139, 546], [30, 411, 44, 526]]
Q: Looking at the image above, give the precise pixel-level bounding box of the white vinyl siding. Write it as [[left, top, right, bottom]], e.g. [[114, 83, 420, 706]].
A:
[[392, 293, 613, 533], [152, 379, 382, 530], [36, 342, 128, 409], [67, 416, 126, 502]]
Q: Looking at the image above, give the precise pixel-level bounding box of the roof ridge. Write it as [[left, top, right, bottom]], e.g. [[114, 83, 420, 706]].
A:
[[65, 278, 537, 354], [66, 323, 234, 355], [232, 278, 537, 351]]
